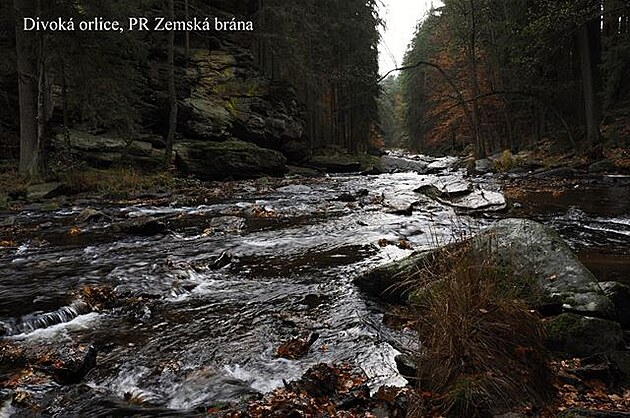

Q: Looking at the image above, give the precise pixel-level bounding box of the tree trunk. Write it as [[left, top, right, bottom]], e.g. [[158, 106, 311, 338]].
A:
[[184, 0, 190, 66], [577, 17, 603, 157], [164, 0, 177, 166], [468, 0, 485, 158], [14, 0, 41, 177], [37, 30, 49, 173]]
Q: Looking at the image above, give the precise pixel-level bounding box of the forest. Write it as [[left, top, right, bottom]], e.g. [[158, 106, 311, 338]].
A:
[[381, 0, 630, 160], [0, 0, 629, 417]]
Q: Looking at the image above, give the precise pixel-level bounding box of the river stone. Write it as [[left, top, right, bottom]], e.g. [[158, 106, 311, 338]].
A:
[[415, 176, 472, 197], [75, 208, 109, 224], [355, 219, 613, 316], [600, 281, 630, 328], [545, 313, 624, 357], [474, 158, 492, 173], [308, 155, 361, 173], [380, 155, 428, 173], [174, 139, 288, 180], [383, 195, 417, 215], [112, 216, 167, 236], [419, 187, 505, 212], [27, 182, 65, 201], [588, 159, 616, 173]]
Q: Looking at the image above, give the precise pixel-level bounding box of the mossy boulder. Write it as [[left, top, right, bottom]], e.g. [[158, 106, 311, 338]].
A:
[[355, 219, 613, 317], [545, 313, 624, 357], [53, 130, 165, 170], [174, 139, 288, 180], [600, 281, 630, 329]]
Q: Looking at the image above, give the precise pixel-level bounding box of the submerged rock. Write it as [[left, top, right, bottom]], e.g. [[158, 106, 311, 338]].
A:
[[112, 216, 167, 236], [47, 345, 97, 385]]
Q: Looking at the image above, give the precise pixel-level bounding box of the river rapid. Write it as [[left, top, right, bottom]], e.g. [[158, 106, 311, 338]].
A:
[[1, 155, 628, 416]]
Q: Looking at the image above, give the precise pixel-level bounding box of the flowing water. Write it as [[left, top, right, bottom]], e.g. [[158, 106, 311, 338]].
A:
[[0, 158, 628, 416]]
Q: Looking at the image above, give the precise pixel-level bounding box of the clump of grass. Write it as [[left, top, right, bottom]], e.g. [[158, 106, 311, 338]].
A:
[[0, 166, 28, 208], [59, 167, 176, 198], [407, 242, 553, 417], [493, 149, 518, 172]]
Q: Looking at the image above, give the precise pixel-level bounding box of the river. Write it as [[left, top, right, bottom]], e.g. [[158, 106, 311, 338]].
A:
[[1, 155, 628, 416]]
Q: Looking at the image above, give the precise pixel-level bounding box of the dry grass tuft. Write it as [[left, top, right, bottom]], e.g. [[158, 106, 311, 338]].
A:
[[407, 242, 554, 417], [59, 167, 175, 198]]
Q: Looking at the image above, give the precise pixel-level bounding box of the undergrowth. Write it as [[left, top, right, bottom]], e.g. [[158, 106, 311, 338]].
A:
[[406, 241, 554, 417], [58, 167, 177, 198]]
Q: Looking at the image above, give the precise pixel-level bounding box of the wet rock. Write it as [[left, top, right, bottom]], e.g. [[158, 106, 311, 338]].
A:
[[415, 177, 471, 197], [308, 155, 361, 173], [545, 313, 623, 357], [361, 165, 382, 175], [533, 167, 578, 179], [276, 331, 319, 359], [354, 248, 438, 303], [419, 184, 505, 212], [589, 159, 616, 173], [75, 208, 110, 224], [209, 251, 232, 269], [113, 216, 167, 236], [394, 354, 418, 385], [26, 182, 65, 201], [286, 165, 322, 177], [356, 219, 614, 316], [174, 139, 288, 180], [206, 216, 246, 234], [0, 215, 16, 227], [605, 351, 630, 385], [380, 155, 428, 173], [474, 158, 493, 174], [599, 281, 630, 328], [302, 293, 325, 309], [481, 219, 613, 315], [337, 192, 357, 202], [383, 196, 416, 215], [38, 345, 97, 385]]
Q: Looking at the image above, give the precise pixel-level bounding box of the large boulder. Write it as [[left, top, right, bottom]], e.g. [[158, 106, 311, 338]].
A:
[[600, 281, 630, 328], [545, 313, 624, 357], [53, 130, 165, 169], [174, 139, 288, 180], [380, 155, 429, 173], [355, 219, 613, 317], [308, 155, 362, 173], [482, 219, 612, 316]]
